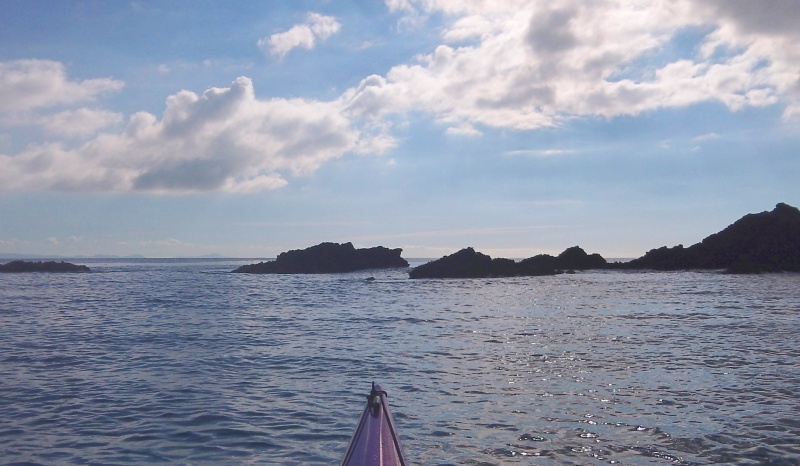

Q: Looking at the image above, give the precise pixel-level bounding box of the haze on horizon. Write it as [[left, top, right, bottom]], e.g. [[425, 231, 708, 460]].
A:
[[1, 1, 798, 259]]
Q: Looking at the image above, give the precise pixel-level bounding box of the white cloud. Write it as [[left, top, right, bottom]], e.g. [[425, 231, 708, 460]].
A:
[[0, 76, 386, 194], [352, 119, 398, 154], [0, 59, 123, 112], [224, 174, 288, 193], [258, 13, 341, 58], [784, 102, 800, 120], [446, 123, 482, 136], [40, 108, 124, 138], [5, 2, 800, 195], [356, 0, 800, 131], [692, 132, 720, 142], [442, 15, 496, 43], [698, 0, 800, 38], [504, 149, 574, 157]]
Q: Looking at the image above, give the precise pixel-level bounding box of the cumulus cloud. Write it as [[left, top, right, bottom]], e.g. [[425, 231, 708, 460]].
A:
[[0, 76, 391, 193], [40, 108, 124, 138], [353, 0, 800, 130], [258, 13, 341, 58], [693, 0, 800, 119], [0, 59, 123, 112], [699, 0, 800, 37], [4, 1, 799, 194]]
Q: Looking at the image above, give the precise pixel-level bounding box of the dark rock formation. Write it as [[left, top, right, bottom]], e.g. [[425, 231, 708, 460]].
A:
[[515, 246, 607, 276], [0, 260, 91, 273], [622, 202, 800, 273], [232, 203, 799, 276], [555, 246, 608, 270], [408, 248, 495, 279], [356, 245, 409, 270], [409, 246, 607, 279], [232, 242, 409, 274]]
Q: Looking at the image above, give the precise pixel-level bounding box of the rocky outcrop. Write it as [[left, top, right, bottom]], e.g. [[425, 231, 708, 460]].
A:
[[0, 260, 91, 273], [409, 246, 606, 279], [622, 203, 800, 273], [232, 242, 409, 274], [516, 246, 607, 275], [408, 248, 497, 279], [231, 203, 799, 276]]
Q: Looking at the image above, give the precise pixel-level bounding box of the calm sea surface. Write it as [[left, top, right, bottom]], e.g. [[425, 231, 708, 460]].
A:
[[1, 259, 798, 465]]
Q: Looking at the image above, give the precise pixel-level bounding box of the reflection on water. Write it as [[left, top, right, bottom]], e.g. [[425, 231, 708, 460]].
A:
[[1, 260, 799, 464]]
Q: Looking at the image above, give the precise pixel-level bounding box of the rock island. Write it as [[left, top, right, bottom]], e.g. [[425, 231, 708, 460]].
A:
[[232, 242, 409, 274]]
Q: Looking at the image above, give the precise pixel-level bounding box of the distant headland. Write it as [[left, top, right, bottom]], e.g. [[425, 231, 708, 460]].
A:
[[410, 202, 800, 277], [0, 260, 91, 273], [620, 202, 800, 274], [232, 242, 408, 274]]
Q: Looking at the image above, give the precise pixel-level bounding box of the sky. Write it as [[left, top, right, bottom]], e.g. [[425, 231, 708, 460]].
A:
[[1, 0, 799, 259]]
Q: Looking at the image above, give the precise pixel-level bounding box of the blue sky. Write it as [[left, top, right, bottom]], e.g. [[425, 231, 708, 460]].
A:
[[1, 0, 799, 258]]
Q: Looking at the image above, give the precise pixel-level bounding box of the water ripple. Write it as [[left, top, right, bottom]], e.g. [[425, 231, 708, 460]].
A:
[[1, 261, 799, 464]]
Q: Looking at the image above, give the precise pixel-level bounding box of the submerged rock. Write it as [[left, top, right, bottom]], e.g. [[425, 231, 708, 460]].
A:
[[0, 260, 91, 273], [232, 242, 409, 274]]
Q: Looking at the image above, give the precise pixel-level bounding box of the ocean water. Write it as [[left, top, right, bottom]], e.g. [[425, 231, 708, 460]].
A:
[[1, 258, 798, 465]]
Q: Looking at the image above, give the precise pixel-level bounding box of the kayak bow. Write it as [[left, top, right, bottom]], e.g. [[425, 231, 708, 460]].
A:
[[341, 383, 407, 466]]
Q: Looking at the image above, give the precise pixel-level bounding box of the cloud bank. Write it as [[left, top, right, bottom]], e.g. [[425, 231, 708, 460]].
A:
[[346, 0, 800, 132], [0, 76, 388, 193], [0, 59, 123, 112], [1, 0, 798, 194]]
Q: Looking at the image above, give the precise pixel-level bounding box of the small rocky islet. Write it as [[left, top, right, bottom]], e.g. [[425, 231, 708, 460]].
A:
[[233, 202, 800, 277], [407, 245, 606, 278], [232, 242, 408, 274], [0, 260, 91, 273]]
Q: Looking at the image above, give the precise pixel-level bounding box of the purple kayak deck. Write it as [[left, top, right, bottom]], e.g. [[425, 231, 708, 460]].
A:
[[341, 384, 407, 466]]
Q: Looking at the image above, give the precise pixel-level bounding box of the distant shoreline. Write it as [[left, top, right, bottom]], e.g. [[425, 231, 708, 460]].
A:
[[4, 202, 798, 275], [0, 254, 636, 263]]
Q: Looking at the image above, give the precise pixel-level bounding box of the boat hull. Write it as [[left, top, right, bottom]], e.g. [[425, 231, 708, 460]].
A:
[[341, 383, 407, 466]]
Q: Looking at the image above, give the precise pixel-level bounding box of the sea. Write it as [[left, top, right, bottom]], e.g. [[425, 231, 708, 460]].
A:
[[1, 258, 798, 465]]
